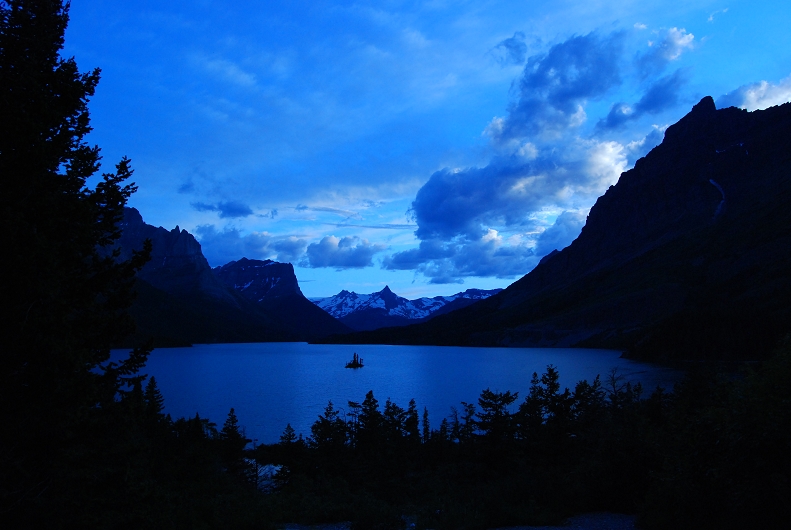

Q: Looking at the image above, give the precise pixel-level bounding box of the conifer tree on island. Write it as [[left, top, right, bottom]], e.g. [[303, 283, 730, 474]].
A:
[[0, 0, 151, 522]]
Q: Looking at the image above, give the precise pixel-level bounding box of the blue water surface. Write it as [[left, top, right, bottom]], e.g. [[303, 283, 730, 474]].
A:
[[121, 342, 681, 444]]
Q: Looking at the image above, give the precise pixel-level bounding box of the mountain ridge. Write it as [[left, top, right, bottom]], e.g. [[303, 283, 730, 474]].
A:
[[311, 286, 502, 331], [319, 98, 791, 361], [116, 209, 348, 346]]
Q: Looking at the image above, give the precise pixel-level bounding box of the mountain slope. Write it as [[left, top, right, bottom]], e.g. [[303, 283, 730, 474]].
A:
[[116, 208, 287, 346], [117, 210, 348, 346], [213, 258, 351, 340], [312, 286, 502, 331], [321, 98, 791, 361]]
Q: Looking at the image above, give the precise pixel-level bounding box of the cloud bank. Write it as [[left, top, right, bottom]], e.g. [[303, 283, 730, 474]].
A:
[[303, 236, 386, 269], [384, 28, 696, 284], [195, 225, 306, 266], [717, 75, 791, 111]]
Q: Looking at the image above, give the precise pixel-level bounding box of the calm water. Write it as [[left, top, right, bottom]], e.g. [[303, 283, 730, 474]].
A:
[[123, 342, 682, 444]]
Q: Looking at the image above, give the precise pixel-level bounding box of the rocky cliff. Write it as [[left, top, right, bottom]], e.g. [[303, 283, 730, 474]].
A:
[[213, 258, 350, 340], [323, 98, 791, 361]]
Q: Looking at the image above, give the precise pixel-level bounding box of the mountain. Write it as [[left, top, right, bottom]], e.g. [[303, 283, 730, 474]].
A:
[[321, 98, 791, 361], [311, 286, 502, 331], [117, 209, 347, 346], [213, 258, 351, 339]]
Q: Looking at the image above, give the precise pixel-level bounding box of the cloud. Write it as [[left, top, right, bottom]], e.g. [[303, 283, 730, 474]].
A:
[[489, 31, 626, 143], [195, 225, 307, 266], [492, 31, 528, 65], [388, 136, 627, 282], [192, 200, 254, 218], [636, 27, 694, 77], [708, 8, 729, 23], [533, 210, 588, 256], [625, 125, 666, 163], [200, 56, 257, 88], [717, 75, 791, 111], [409, 139, 626, 242], [598, 69, 687, 129], [294, 204, 362, 219], [302, 235, 386, 269], [384, 231, 538, 284]]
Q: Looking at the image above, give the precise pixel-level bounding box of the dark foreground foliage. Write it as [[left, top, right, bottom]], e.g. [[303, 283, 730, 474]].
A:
[[3, 1, 789, 528], [0, 1, 273, 526], [257, 342, 791, 530]]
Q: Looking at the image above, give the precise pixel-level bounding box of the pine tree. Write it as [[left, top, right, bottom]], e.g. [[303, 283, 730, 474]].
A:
[[280, 423, 297, 444], [0, 1, 150, 520], [144, 376, 165, 417], [422, 407, 430, 443]]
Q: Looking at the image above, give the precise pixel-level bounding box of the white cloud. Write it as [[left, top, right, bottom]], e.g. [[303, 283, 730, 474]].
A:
[[201, 56, 257, 88], [586, 140, 628, 190], [737, 76, 791, 111]]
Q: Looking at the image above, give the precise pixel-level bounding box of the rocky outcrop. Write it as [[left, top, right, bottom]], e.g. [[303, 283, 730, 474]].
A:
[[213, 258, 351, 340], [213, 258, 303, 301], [118, 208, 237, 302], [324, 98, 791, 361]]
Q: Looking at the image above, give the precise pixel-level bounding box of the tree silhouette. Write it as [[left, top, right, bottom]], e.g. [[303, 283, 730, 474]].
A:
[[1, 1, 150, 521]]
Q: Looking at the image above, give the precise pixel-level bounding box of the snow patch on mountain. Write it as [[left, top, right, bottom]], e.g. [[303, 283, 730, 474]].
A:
[[312, 286, 502, 320]]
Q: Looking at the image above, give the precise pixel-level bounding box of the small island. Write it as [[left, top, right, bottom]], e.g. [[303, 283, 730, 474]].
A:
[[345, 352, 364, 369]]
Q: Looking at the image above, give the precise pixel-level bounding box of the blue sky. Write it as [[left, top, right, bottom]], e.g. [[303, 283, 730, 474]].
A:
[[64, 0, 791, 298]]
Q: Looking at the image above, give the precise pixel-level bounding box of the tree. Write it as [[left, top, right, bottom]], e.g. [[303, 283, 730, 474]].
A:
[[0, 0, 150, 520], [405, 398, 420, 443], [310, 400, 347, 451], [219, 408, 251, 481], [280, 423, 297, 444], [358, 390, 384, 449], [422, 407, 431, 443], [144, 376, 166, 418], [476, 388, 518, 442]]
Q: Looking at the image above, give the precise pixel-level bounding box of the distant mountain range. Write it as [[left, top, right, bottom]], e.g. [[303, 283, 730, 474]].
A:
[[311, 286, 501, 331], [319, 97, 791, 361], [116, 209, 349, 346]]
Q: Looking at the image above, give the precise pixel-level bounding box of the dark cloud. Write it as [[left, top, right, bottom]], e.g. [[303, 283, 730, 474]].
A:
[[491, 31, 626, 142], [383, 233, 538, 283], [634, 69, 687, 113], [195, 224, 307, 266], [493, 31, 528, 65], [192, 200, 254, 218], [598, 69, 687, 130], [177, 179, 195, 194], [302, 236, 385, 269]]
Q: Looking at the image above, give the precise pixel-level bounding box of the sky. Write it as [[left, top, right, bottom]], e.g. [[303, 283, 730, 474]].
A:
[[64, 0, 791, 299]]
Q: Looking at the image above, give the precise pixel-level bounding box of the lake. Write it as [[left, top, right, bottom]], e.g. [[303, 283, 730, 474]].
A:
[[125, 342, 682, 444]]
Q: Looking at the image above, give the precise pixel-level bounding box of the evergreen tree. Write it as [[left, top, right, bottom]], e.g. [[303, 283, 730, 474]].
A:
[[405, 398, 420, 443], [310, 400, 347, 451], [0, 0, 150, 520], [280, 423, 297, 444], [358, 390, 383, 449], [476, 388, 518, 442], [383, 398, 407, 444], [422, 407, 430, 443], [219, 408, 251, 480], [144, 376, 165, 416]]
